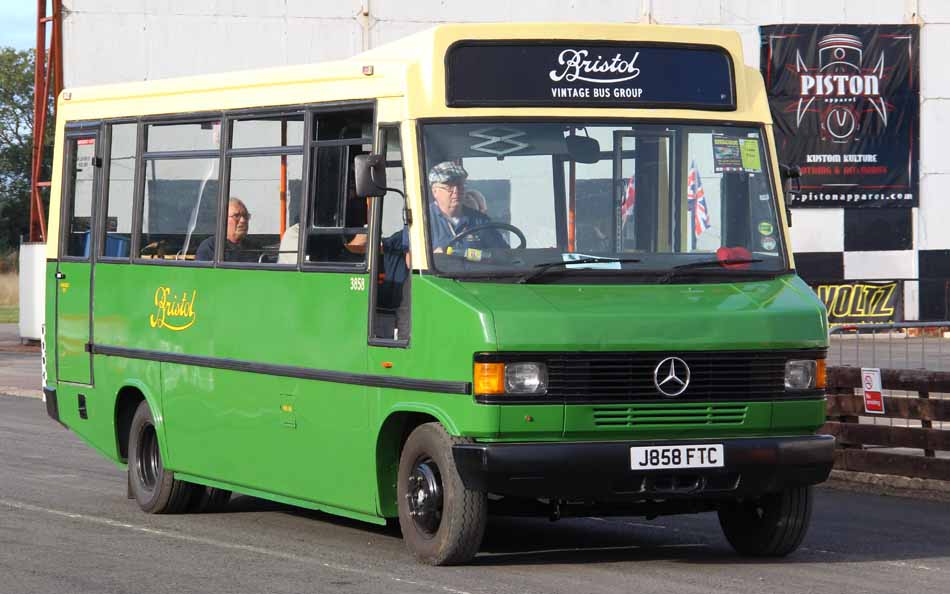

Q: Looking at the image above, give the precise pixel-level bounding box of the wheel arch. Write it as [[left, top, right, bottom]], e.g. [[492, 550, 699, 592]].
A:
[[375, 407, 454, 518], [114, 381, 166, 465]]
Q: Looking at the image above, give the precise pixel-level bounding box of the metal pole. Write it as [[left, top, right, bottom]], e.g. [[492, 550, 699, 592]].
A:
[[29, 0, 62, 244], [30, 0, 49, 242]]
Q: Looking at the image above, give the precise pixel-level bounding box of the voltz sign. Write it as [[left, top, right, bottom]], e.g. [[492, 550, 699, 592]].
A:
[[813, 281, 901, 325]]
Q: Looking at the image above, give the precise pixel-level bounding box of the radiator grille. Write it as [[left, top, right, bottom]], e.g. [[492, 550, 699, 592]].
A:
[[592, 404, 748, 428], [543, 350, 812, 402]]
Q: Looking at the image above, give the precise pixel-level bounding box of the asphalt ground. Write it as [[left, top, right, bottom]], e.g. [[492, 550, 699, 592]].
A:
[[1, 393, 950, 594]]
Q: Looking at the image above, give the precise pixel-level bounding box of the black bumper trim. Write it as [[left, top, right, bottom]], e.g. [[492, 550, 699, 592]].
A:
[[43, 386, 63, 426], [453, 434, 835, 499]]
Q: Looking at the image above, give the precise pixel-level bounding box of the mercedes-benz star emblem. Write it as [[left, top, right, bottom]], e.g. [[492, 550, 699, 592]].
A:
[[653, 357, 690, 397]]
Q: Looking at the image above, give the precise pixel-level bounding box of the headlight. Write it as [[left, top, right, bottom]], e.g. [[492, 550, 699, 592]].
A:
[[505, 362, 548, 394], [474, 361, 548, 395], [785, 359, 824, 390]]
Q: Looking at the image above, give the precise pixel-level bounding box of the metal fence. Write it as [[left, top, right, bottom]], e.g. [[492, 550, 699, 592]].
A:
[[826, 322, 950, 479], [829, 321, 949, 431], [829, 321, 950, 371]]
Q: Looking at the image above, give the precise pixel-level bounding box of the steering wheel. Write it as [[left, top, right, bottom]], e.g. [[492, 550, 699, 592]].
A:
[[446, 222, 527, 250]]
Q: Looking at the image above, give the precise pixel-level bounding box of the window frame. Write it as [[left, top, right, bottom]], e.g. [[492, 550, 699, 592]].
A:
[[132, 111, 225, 267], [96, 119, 139, 263], [216, 107, 307, 270], [59, 122, 103, 263], [298, 100, 377, 273], [368, 124, 411, 348]]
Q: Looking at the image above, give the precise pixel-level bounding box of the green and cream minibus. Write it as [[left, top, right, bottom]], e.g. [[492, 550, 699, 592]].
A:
[[44, 23, 833, 565]]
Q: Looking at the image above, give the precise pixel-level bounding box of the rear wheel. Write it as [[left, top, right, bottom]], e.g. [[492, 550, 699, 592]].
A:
[[127, 400, 195, 513], [397, 422, 487, 565], [718, 486, 813, 556]]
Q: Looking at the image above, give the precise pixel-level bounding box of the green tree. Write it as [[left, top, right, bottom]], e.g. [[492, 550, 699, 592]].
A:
[[0, 48, 52, 252]]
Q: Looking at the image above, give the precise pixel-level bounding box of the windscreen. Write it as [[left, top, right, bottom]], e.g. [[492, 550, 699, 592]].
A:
[[420, 121, 787, 282]]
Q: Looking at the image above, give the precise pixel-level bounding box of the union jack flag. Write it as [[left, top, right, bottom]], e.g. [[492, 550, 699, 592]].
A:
[[620, 174, 636, 225], [687, 160, 710, 237]]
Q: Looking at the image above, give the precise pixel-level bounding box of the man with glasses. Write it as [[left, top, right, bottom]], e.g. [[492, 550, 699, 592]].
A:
[[196, 197, 260, 262], [428, 161, 507, 252]]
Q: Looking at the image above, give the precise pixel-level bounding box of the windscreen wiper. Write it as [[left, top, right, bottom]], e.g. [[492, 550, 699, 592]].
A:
[[656, 257, 764, 283], [517, 257, 641, 284]]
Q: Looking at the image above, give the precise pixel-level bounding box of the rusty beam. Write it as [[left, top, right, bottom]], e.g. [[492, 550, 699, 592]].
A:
[[826, 393, 950, 422], [828, 365, 950, 394], [30, 0, 49, 243], [822, 421, 950, 452], [833, 449, 950, 482], [29, 0, 63, 243]]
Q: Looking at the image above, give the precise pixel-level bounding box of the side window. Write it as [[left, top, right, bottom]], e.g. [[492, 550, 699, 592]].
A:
[[304, 109, 373, 266], [100, 123, 136, 259], [62, 134, 99, 259], [226, 114, 305, 265], [138, 121, 220, 261], [371, 126, 410, 342]]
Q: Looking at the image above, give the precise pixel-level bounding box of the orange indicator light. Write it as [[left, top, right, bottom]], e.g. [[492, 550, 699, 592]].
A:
[[474, 362, 505, 395]]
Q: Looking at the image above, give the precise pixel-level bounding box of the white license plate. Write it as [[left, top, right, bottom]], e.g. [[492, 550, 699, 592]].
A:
[[630, 444, 725, 470]]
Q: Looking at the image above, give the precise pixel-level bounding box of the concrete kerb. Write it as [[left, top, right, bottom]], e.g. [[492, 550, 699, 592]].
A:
[[0, 387, 42, 399], [824, 469, 950, 503]]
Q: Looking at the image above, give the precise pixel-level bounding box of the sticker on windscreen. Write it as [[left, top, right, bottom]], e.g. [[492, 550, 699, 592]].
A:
[[739, 138, 762, 172], [758, 221, 774, 236], [563, 253, 621, 269], [761, 235, 777, 251]]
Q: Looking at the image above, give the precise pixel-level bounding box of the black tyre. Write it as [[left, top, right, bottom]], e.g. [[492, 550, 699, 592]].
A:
[[187, 486, 232, 513], [127, 400, 195, 514], [718, 486, 813, 557], [397, 422, 487, 565]]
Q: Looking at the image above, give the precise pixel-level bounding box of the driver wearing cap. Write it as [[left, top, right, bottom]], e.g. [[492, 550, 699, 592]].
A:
[[427, 161, 507, 253]]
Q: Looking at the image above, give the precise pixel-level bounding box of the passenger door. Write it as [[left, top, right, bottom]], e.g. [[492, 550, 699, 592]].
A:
[[56, 128, 101, 385]]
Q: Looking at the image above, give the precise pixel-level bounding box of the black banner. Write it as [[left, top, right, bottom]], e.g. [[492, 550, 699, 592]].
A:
[[760, 25, 919, 208], [446, 41, 735, 110], [812, 280, 903, 324]]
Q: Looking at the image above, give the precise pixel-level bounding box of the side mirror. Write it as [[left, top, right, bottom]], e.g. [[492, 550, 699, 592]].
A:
[[565, 135, 601, 164], [779, 163, 801, 228], [354, 154, 387, 198], [778, 163, 799, 179]]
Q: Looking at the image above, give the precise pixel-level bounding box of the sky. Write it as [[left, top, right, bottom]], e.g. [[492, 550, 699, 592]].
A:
[[0, 1, 50, 51]]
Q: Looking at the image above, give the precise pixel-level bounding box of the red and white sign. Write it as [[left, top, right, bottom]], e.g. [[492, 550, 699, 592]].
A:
[[861, 367, 885, 414]]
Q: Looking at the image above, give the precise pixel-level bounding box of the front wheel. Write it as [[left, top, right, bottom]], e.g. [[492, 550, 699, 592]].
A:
[[127, 400, 195, 513], [397, 423, 487, 565], [718, 486, 813, 557]]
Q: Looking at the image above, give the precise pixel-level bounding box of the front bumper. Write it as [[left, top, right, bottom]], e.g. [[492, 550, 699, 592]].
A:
[[453, 434, 834, 499]]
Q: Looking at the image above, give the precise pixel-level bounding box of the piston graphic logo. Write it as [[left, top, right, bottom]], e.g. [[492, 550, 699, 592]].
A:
[[795, 33, 888, 142]]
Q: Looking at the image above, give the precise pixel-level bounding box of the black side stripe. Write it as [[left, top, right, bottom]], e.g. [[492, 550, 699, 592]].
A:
[[89, 344, 471, 395]]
